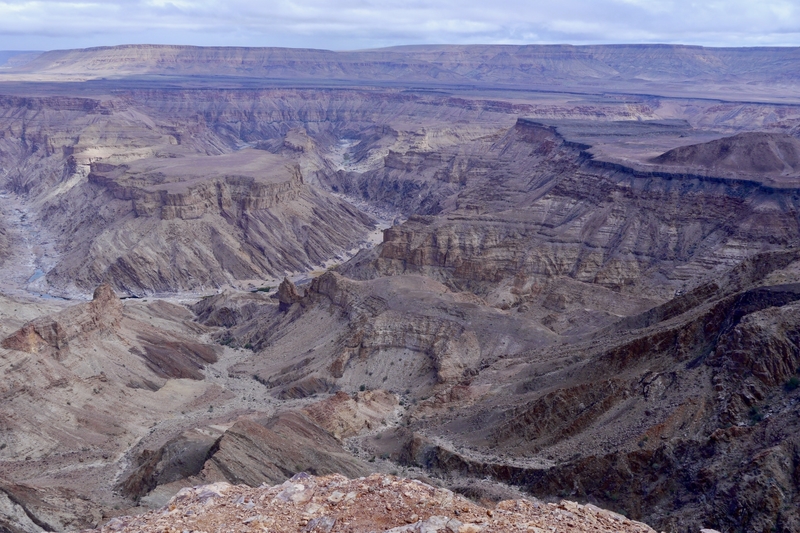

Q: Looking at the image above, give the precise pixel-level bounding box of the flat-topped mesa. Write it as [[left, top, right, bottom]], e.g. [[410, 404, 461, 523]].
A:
[[39, 144, 374, 293], [88, 150, 304, 220], [9, 44, 800, 98]]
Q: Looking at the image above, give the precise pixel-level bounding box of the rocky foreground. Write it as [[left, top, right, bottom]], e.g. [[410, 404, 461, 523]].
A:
[[87, 473, 661, 533]]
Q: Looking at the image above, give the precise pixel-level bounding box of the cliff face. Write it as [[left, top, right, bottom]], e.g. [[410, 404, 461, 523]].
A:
[[88, 160, 306, 221], [5, 45, 800, 533], [189, 118, 800, 532], [44, 164, 373, 294], [0, 94, 377, 295], [50, 150, 375, 293], [366, 120, 800, 314]]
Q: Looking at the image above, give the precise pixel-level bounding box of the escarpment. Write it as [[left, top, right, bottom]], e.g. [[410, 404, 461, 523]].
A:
[[7, 45, 800, 533], [372, 124, 800, 309], [87, 151, 305, 221], [39, 150, 375, 294]]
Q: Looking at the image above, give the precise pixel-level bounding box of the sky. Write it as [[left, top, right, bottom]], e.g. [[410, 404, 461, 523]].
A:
[[0, 0, 799, 51]]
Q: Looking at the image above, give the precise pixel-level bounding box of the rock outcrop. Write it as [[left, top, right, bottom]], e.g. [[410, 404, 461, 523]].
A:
[[277, 277, 303, 311], [303, 390, 399, 441], [6, 43, 800, 533], [190, 289, 276, 328], [118, 388, 400, 504], [651, 132, 800, 178], [201, 414, 369, 488], [43, 150, 375, 295], [2, 283, 122, 356], [0, 218, 9, 269], [1, 284, 217, 381], [223, 271, 551, 398], [93, 473, 658, 533], [369, 120, 800, 311]]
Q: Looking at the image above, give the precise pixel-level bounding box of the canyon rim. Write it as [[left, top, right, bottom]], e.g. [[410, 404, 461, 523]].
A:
[[0, 44, 799, 533]]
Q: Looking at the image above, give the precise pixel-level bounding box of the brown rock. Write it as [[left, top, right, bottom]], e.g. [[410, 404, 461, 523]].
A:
[[2, 283, 122, 356], [86, 473, 657, 533], [277, 277, 303, 311]]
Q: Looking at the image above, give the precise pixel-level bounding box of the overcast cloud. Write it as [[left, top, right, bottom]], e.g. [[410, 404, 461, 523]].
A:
[[0, 0, 798, 51]]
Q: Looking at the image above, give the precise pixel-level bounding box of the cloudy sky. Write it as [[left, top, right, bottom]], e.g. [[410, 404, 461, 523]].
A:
[[0, 0, 798, 51]]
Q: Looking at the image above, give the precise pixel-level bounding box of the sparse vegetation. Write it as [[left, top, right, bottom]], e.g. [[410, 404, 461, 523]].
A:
[[785, 376, 800, 392], [219, 336, 234, 347], [251, 286, 272, 293]]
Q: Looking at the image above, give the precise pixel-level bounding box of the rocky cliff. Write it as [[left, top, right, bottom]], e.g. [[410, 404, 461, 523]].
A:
[[187, 116, 800, 532], [362, 120, 800, 313], [52, 150, 376, 294], [3, 44, 800, 533], [2, 283, 122, 357], [0, 93, 377, 294]]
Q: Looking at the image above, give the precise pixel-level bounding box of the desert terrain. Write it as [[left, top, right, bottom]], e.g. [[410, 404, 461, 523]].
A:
[[0, 44, 799, 533]]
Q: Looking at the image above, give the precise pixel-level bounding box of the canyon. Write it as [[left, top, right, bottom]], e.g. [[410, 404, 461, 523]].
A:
[[0, 44, 799, 533]]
